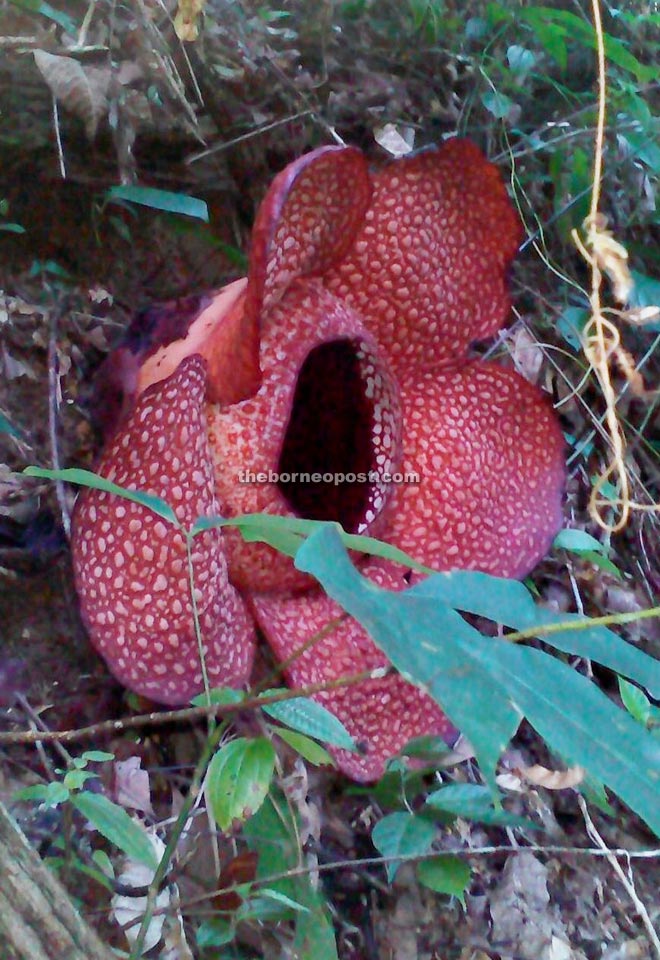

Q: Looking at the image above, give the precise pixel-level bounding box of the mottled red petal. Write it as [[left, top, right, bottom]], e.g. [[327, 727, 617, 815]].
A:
[[251, 562, 456, 781], [324, 139, 523, 372], [380, 362, 565, 577], [206, 279, 401, 590], [72, 356, 255, 704], [246, 146, 372, 324]]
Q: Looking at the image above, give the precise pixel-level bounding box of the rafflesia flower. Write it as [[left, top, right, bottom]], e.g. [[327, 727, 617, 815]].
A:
[[72, 140, 565, 780]]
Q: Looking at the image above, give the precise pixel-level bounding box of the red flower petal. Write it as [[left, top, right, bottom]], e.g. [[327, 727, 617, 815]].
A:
[[324, 139, 523, 372], [207, 279, 401, 590], [380, 362, 565, 577], [251, 562, 456, 781], [72, 356, 255, 704], [246, 145, 372, 323], [136, 278, 259, 406]]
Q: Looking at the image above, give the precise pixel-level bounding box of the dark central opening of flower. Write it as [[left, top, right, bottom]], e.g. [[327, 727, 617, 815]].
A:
[[277, 339, 377, 531]]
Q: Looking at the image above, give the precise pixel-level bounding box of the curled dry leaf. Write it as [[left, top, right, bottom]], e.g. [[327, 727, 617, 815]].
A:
[[33, 50, 110, 140], [583, 213, 633, 305], [612, 344, 647, 397], [509, 325, 544, 384], [174, 0, 206, 41], [521, 763, 585, 790], [374, 123, 415, 157], [113, 757, 153, 816]]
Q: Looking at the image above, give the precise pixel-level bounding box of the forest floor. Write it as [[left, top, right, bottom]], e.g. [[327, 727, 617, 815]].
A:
[[0, 1, 658, 958]]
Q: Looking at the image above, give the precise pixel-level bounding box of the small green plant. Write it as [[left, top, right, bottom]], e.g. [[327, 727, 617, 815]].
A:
[[16, 750, 158, 869]]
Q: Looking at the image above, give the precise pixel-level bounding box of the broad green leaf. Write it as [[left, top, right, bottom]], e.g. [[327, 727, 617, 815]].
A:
[[407, 571, 660, 697], [296, 528, 660, 836], [243, 789, 338, 958], [206, 737, 275, 831], [24, 466, 178, 525], [292, 889, 339, 960], [372, 812, 436, 882], [425, 784, 533, 829], [106, 186, 209, 222], [260, 690, 356, 751], [295, 530, 527, 787], [553, 529, 606, 554], [272, 727, 335, 767], [243, 790, 300, 902], [0, 222, 25, 234], [70, 792, 158, 868], [619, 677, 651, 727], [416, 856, 470, 903]]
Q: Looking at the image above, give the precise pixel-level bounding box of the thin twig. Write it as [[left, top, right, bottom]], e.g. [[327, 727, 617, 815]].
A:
[[578, 796, 660, 959], [51, 96, 66, 179], [0, 669, 382, 746]]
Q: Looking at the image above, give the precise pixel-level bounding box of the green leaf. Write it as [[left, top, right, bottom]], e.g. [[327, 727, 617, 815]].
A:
[[8, 0, 78, 34], [81, 750, 115, 763], [70, 792, 158, 868], [425, 783, 533, 828], [252, 888, 311, 914], [416, 856, 470, 903], [272, 727, 335, 767], [260, 691, 356, 751], [106, 186, 209, 222], [553, 529, 607, 554], [372, 812, 437, 882], [0, 222, 25, 234], [24, 466, 179, 525], [481, 89, 516, 119], [619, 677, 651, 727], [16, 782, 69, 807], [295, 527, 660, 836], [196, 917, 234, 947], [557, 306, 589, 349], [0, 413, 21, 438], [507, 44, 535, 73], [190, 686, 245, 707], [206, 737, 275, 831], [193, 513, 432, 574], [407, 570, 660, 697], [62, 769, 97, 791], [241, 789, 339, 956]]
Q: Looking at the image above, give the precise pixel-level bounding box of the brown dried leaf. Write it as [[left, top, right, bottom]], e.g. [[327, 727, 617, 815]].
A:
[[585, 213, 633, 304], [509, 326, 544, 384], [521, 763, 585, 790], [112, 756, 153, 815], [33, 51, 110, 140]]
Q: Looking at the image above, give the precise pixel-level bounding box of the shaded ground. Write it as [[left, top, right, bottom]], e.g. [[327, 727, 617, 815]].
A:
[[0, 1, 658, 957]]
